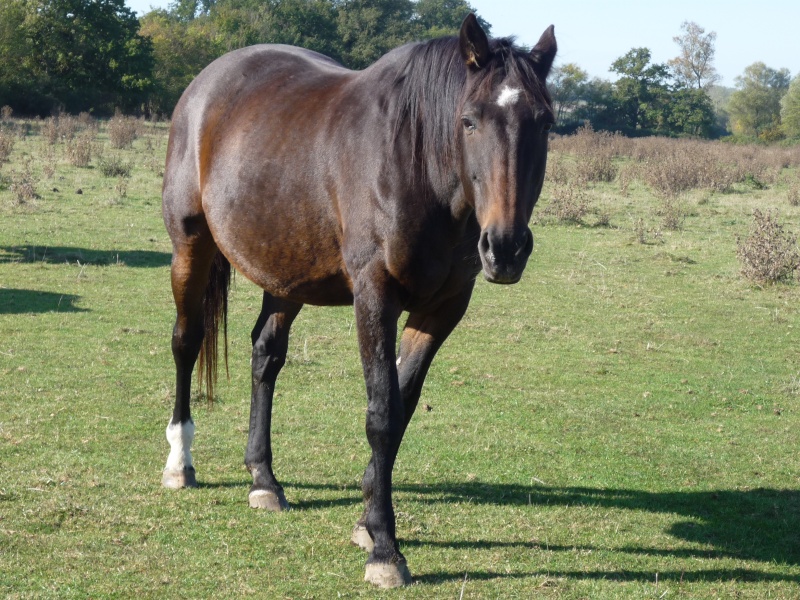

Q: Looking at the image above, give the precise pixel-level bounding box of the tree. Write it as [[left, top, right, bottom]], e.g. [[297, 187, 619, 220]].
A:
[[669, 21, 720, 89], [610, 48, 671, 134], [139, 9, 220, 114], [667, 88, 715, 137], [0, 0, 30, 109], [414, 0, 489, 40], [727, 62, 791, 139], [336, 0, 417, 69], [549, 63, 588, 131], [780, 75, 800, 139], [21, 0, 154, 113]]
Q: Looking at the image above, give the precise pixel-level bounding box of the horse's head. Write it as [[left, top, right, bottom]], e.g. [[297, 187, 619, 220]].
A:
[[458, 14, 556, 284]]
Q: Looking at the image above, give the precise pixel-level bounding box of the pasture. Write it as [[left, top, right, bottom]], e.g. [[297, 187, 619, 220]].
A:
[[1, 117, 799, 598]]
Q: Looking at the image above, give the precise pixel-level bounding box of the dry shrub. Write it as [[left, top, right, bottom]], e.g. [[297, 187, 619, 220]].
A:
[[786, 174, 800, 207], [145, 154, 165, 177], [639, 140, 740, 197], [552, 124, 619, 184], [114, 176, 129, 199], [9, 159, 39, 204], [1, 105, 11, 121], [617, 162, 637, 196], [658, 197, 686, 231], [576, 151, 617, 184], [0, 127, 14, 162], [545, 153, 571, 185], [43, 117, 59, 145], [543, 181, 590, 223], [57, 115, 78, 142], [107, 114, 139, 149], [66, 130, 95, 167], [98, 152, 133, 178], [737, 209, 800, 284]]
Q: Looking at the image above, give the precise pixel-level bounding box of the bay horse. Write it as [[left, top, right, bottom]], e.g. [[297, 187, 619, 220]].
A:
[[161, 14, 556, 587]]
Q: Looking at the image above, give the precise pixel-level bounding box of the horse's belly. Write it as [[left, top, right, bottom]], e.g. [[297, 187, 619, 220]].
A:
[[211, 209, 353, 306]]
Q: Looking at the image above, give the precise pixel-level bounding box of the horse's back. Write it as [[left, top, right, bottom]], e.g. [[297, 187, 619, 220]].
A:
[[163, 45, 358, 304]]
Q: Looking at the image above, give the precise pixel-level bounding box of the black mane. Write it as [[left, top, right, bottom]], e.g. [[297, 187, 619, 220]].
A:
[[391, 35, 551, 192]]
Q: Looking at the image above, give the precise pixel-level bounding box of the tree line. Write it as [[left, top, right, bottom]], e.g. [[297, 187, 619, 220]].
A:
[[550, 21, 800, 141], [0, 0, 798, 142], [0, 0, 487, 115]]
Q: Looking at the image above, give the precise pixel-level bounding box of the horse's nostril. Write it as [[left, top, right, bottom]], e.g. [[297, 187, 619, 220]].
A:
[[517, 229, 533, 257], [479, 230, 490, 253]]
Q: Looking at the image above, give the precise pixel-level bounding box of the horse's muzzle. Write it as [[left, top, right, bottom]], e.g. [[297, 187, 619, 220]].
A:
[[478, 226, 533, 284]]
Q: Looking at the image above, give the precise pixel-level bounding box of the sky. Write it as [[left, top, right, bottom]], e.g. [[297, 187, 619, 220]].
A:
[[126, 0, 800, 87]]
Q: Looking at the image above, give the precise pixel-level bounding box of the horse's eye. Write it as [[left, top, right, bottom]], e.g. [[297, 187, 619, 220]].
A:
[[462, 117, 477, 133], [543, 122, 553, 133]]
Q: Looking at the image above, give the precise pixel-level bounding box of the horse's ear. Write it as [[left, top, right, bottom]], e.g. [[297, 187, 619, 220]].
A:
[[531, 25, 557, 80], [459, 13, 490, 69]]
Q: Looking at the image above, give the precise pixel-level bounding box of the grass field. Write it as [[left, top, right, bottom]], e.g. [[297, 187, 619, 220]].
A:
[[1, 117, 799, 598]]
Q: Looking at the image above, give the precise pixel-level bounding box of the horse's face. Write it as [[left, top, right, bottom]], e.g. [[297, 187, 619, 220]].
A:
[[458, 15, 556, 284]]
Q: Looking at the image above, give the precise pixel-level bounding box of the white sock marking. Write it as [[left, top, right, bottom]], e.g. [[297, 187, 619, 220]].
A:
[[497, 85, 522, 107], [165, 420, 195, 471]]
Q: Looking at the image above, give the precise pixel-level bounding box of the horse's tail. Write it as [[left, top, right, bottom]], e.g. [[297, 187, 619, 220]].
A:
[[198, 251, 231, 402]]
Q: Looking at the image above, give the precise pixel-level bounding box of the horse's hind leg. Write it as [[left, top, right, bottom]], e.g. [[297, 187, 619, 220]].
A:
[[162, 224, 219, 489], [246, 292, 302, 510], [352, 283, 474, 554]]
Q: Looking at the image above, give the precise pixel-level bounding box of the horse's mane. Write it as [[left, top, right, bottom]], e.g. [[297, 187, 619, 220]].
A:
[[391, 36, 551, 192]]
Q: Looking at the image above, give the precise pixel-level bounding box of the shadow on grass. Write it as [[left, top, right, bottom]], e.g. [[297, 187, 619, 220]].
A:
[[416, 483, 800, 567], [0, 288, 87, 313], [277, 480, 800, 572], [414, 568, 799, 585], [0, 245, 171, 268]]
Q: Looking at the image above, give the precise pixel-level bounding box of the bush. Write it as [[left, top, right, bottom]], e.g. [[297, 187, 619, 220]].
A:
[[737, 209, 800, 284], [107, 114, 139, 149], [542, 181, 590, 223], [66, 131, 95, 167], [98, 153, 133, 178], [0, 127, 14, 162], [9, 160, 39, 204]]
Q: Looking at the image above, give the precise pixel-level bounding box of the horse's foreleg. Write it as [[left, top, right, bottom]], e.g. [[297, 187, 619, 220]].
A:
[[352, 283, 475, 553], [245, 293, 302, 510], [352, 268, 410, 588], [163, 239, 218, 489]]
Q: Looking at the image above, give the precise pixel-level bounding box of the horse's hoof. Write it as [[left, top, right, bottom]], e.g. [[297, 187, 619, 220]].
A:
[[364, 560, 412, 588], [248, 489, 289, 511], [162, 467, 197, 489], [350, 525, 374, 552]]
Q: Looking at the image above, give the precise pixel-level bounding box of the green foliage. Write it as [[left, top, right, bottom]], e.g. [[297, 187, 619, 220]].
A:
[[781, 75, 800, 139], [2, 0, 155, 114], [610, 48, 672, 134], [414, 0, 490, 40], [335, 0, 416, 69], [137, 0, 489, 111], [668, 87, 715, 137], [139, 9, 220, 114], [727, 62, 791, 139], [550, 63, 589, 130]]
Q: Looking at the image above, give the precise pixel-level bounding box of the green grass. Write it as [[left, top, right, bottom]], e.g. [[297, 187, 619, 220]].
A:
[[1, 122, 799, 598]]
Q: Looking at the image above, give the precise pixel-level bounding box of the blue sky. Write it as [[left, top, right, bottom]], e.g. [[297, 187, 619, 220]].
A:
[[127, 0, 800, 86]]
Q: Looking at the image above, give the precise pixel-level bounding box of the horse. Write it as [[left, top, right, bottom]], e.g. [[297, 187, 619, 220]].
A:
[[160, 13, 556, 588]]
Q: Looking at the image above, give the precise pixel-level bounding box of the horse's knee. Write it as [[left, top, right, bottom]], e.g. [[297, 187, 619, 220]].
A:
[[251, 341, 286, 382], [171, 321, 204, 361]]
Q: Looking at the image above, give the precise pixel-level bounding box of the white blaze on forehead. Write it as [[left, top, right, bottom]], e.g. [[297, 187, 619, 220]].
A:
[[497, 85, 522, 107]]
